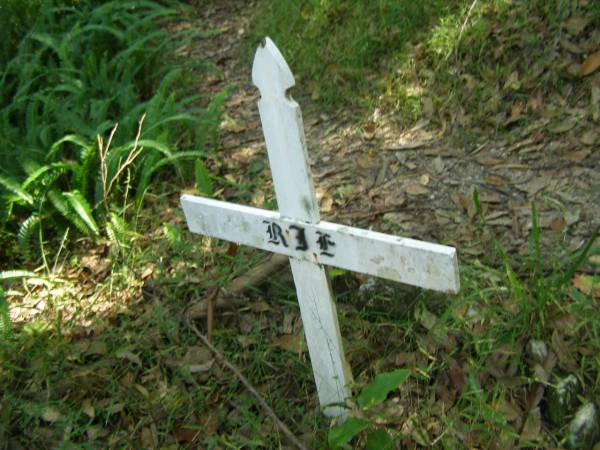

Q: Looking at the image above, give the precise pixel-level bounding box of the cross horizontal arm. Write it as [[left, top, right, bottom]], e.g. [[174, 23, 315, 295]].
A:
[[181, 195, 460, 293]]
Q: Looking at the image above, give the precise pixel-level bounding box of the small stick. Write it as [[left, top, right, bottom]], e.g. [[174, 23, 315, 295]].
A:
[[206, 286, 219, 343], [184, 318, 308, 450], [185, 254, 289, 320]]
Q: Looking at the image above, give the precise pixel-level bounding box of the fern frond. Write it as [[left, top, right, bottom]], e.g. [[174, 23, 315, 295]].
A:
[[0, 175, 33, 205], [105, 221, 118, 246], [47, 134, 90, 161], [0, 288, 12, 339], [63, 190, 99, 236], [18, 214, 40, 259], [0, 194, 14, 224], [47, 189, 94, 236], [21, 162, 74, 191], [0, 270, 39, 280], [76, 144, 99, 199]]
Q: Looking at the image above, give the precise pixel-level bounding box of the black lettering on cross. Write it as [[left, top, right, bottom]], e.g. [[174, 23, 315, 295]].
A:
[[316, 231, 335, 257], [290, 225, 309, 251], [263, 221, 287, 247]]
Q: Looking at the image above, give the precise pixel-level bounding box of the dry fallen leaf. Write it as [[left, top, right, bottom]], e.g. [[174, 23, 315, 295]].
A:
[[591, 85, 600, 124], [356, 154, 372, 170], [581, 50, 600, 76], [273, 334, 306, 353], [476, 156, 503, 166], [82, 399, 95, 419], [140, 427, 157, 449], [320, 195, 334, 213], [486, 175, 506, 187], [447, 358, 465, 392], [432, 156, 444, 174], [362, 122, 377, 141], [548, 117, 577, 134], [187, 360, 214, 373], [42, 406, 61, 423], [517, 177, 547, 195], [505, 102, 524, 125], [141, 266, 154, 280], [520, 407, 542, 443], [450, 192, 470, 212], [219, 116, 246, 133], [573, 274, 600, 298], [87, 426, 108, 441], [116, 349, 142, 366], [173, 426, 201, 444], [494, 400, 522, 422], [505, 71, 521, 90], [106, 402, 124, 414], [173, 415, 219, 443], [550, 216, 566, 233], [563, 149, 591, 162], [564, 16, 590, 35], [405, 183, 429, 195], [580, 130, 598, 145], [87, 339, 107, 355], [415, 305, 437, 331]]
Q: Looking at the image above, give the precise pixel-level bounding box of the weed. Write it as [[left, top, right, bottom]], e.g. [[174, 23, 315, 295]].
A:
[[0, 0, 225, 264]]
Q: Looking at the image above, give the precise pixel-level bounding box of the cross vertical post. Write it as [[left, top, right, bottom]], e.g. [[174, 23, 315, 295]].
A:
[[252, 38, 351, 416], [180, 37, 460, 418]]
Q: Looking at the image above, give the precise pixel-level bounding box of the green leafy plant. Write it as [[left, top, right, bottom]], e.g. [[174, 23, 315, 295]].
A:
[[0, 0, 225, 262], [328, 368, 409, 449], [0, 287, 11, 339], [496, 203, 599, 336]]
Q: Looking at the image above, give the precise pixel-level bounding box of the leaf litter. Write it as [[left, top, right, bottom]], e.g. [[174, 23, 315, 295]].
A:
[[3, 1, 600, 448]]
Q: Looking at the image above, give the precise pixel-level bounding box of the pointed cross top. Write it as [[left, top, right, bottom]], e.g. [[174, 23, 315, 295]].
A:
[[252, 37, 295, 100]]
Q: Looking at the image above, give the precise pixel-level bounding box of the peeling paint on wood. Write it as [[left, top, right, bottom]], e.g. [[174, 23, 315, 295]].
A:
[[181, 37, 460, 417], [181, 196, 459, 293]]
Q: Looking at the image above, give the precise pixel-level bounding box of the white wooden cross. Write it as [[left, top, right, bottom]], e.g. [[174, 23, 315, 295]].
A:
[[181, 37, 459, 417]]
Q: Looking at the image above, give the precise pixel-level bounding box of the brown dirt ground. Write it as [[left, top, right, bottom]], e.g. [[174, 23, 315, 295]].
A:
[[190, 1, 599, 263]]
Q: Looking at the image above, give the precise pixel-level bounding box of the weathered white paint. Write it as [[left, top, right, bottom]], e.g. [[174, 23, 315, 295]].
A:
[[181, 195, 459, 293], [252, 37, 351, 416], [180, 37, 460, 417]]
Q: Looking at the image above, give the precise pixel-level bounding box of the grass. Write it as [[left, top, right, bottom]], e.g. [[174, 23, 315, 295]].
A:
[[0, 0, 226, 267], [252, 0, 600, 143], [1, 0, 600, 448], [251, 0, 466, 110], [2, 194, 597, 447], [0, 198, 330, 447]]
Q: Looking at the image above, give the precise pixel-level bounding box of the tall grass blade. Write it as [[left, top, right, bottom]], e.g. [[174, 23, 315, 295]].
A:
[[0, 287, 12, 339], [561, 225, 600, 288]]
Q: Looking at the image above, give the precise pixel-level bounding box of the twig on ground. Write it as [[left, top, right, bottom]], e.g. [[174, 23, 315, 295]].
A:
[[184, 317, 308, 450], [184, 254, 289, 319], [205, 286, 218, 342]]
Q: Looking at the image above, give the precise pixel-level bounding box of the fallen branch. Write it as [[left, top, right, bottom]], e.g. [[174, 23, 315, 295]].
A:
[[184, 317, 308, 450], [184, 254, 289, 320]]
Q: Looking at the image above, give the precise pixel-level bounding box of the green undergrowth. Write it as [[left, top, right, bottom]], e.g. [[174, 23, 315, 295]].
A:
[[0, 0, 52, 66], [1, 190, 598, 447], [252, 0, 600, 138], [0, 0, 226, 267], [251, 0, 466, 110], [1, 0, 600, 447]]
